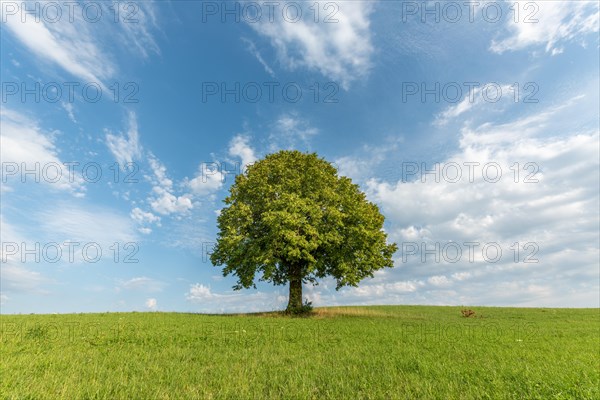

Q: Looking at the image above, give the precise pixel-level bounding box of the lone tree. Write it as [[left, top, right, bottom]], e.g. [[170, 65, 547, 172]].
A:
[[210, 150, 397, 312]]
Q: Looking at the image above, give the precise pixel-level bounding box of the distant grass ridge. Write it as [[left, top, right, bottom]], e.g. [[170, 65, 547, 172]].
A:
[[1, 306, 598, 399]]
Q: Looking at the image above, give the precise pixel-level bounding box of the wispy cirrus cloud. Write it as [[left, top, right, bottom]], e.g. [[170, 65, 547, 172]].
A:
[[117, 277, 165, 293], [268, 113, 319, 151], [105, 111, 143, 166], [0, 265, 51, 295], [0, 217, 53, 297], [491, 1, 599, 55], [248, 1, 376, 89], [0, 108, 85, 195], [434, 84, 516, 126], [1, 5, 114, 85], [35, 202, 139, 246], [241, 37, 275, 77], [0, 1, 161, 87]]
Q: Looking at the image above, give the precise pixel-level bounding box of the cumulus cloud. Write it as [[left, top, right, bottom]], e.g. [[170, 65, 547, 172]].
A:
[[187, 283, 213, 300], [226, 116, 318, 172], [345, 280, 424, 298], [264, 92, 597, 309], [427, 275, 453, 288], [145, 298, 157, 310], [150, 186, 193, 215], [131, 208, 161, 224], [130, 207, 161, 234], [105, 114, 193, 220], [228, 135, 257, 169], [186, 283, 286, 313], [361, 98, 599, 307], [147, 155, 193, 215], [187, 163, 225, 197]]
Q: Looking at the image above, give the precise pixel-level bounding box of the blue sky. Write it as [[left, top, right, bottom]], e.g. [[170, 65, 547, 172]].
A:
[[1, 0, 598, 313]]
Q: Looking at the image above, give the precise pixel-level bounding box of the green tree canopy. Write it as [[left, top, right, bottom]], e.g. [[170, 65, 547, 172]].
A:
[[210, 150, 397, 312]]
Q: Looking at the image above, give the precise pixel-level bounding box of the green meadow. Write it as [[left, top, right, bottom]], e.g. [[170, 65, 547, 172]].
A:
[[1, 306, 598, 399]]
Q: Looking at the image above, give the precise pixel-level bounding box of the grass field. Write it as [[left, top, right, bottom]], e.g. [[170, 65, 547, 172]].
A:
[[1, 306, 598, 399]]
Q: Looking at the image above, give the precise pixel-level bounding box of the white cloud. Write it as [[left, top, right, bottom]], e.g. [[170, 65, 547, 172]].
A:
[[225, 116, 318, 172], [147, 154, 173, 187], [434, 84, 514, 126], [0, 265, 50, 294], [150, 186, 193, 215], [334, 137, 403, 182], [187, 283, 213, 300], [187, 163, 225, 196], [0, 108, 85, 195], [130, 207, 161, 234], [104, 114, 193, 218], [118, 277, 164, 293], [35, 203, 138, 248], [0, 217, 52, 295], [369, 133, 598, 244], [186, 283, 286, 313], [362, 97, 599, 307], [451, 272, 472, 281], [131, 207, 161, 224], [427, 275, 453, 288], [61, 102, 76, 123], [491, 1, 599, 54], [249, 1, 375, 88], [268, 113, 319, 151], [241, 37, 275, 77], [115, 3, 161, 59], [458, 95, 586, 146], [1, 3, 114, 87], [344, 280, 424, 298], [398, 226, 432, 241], [138, 227, 152, 235], [147, 155, 193, 215], [145, 298, 157, 310], [105, 112, 143, 166], [228, 135, 257, 169], [1, 2, 160, 87]]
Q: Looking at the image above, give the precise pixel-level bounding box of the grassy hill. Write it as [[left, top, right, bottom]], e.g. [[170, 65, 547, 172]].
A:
[[1, 306, 598, 399]]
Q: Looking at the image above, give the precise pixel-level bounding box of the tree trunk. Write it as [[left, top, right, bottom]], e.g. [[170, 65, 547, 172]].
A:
[[286, 268, 303, 312]]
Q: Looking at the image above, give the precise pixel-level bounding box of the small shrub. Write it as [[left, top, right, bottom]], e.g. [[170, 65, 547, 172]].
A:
[[287, 300, 314, 315], [461, 309, 476, 318], [25, 325, 49, 340]]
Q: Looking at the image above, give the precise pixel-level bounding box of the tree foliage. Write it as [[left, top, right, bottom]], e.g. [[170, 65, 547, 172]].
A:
[[210, 150, 397, 312]]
